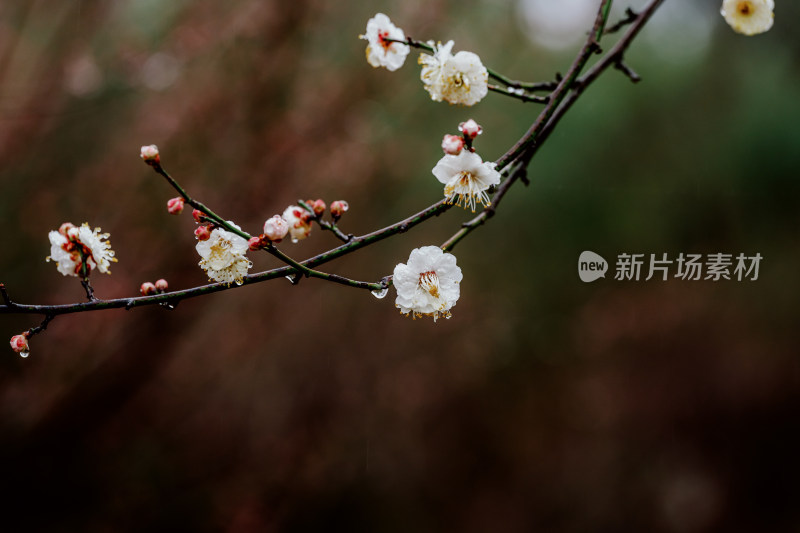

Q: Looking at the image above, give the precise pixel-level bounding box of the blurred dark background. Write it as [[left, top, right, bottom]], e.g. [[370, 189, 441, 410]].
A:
[[1, 0, 799, 531]]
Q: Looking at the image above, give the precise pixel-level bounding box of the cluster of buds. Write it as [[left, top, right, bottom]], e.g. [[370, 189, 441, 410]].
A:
[[442, 119, 482, 156], [140, 144, 160, 166], [140, 278, 169, 295], [192, 209, 214, 241], [248, 215, 291, 250], [9, 333, 30, 358], [305, 199, 327, 217]]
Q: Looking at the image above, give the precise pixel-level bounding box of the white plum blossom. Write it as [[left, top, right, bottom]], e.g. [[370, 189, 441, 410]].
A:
[[196, 222, 252, 285], [721, 0, 774, 35], [432, 150, 501, 212], [282, 205, 312, 243], [441, 134, 464, 155], [393, 246, 462, 321], [361, 13, 410, 71], [47, 222, 116, 277], [419, 40, 488, 106]]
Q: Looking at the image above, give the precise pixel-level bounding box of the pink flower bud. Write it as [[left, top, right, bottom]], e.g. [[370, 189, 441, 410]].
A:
[[140, 144, 160, 164], [140, 282, 157, 295], [330, 200, 349, 218], [166, 197, 185, 215], [192, 209, 205, 223], [155, 279, 169, 291], [441, 134, 464, 155], [10, 334, 29, 354], [458, 119, 482, 139], [194, 225, 211, 241], [263, 215, 289, 242], [312, 199, 326, 216], [248, 236, 264, 251]]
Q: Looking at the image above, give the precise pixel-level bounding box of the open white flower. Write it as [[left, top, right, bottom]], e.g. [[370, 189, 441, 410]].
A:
[[196, 222, 252, 285], [419, 40, 488, 106], [361, 13, 410, 71], [47, 222, 116, 277], [282, 205, 312, 243], [393, 246, 462, 321], [432, 150, 501, 212], [721, 0, 774, 35]]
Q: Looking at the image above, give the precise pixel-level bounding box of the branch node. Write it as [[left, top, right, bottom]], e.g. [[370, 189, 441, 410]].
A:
[[614, 58, 641, 83], [0, 283, 13, 306]]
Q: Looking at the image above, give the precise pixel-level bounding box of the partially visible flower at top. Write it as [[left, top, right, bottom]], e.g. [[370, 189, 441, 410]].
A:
[[282, 205, 313, 243], [263, 215, 289, 242], [432, 150, 501, 212], [140, 144, 160, 164], [361, 13, 410, 71], [330, 200, 349, 219], [393, 246, 462, 321], [459, 119, 482, 139], [441, 134, 464, 155], [721, 0, 774, 35], [167, 197, 185, 215], [196, 222, 252, 285], [419, 40, 488, 106], [47, 222, 116, 277], [10, 334, 29, 355]]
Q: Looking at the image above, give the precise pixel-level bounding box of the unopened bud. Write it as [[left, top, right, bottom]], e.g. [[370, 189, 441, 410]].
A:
[[441, 134, 464, 155], [194, 225, 211, 241], [166, 197, 185, 215], [10, 334, 29, 354], [458, 119, 482, 139], [192, 209, 205, 223], [140, 282, 157, 295], [155, 279, 169, 292], [58, 222, 76, 237], [248, 236, 264, 251], [312, 199, 326, 216], [263, 215, 289, 242], [330, 200, 349, 218], [140, 144, 160, 164]]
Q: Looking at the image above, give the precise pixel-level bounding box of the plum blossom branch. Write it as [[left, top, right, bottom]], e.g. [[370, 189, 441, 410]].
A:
[[3, 0, 687, 348]]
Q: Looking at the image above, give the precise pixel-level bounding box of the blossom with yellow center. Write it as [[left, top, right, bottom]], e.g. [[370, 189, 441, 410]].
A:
[[196, 222, 252, 285], [419, 40, 488, 106], [432, 150, 501, 212], [721, 0, 774, 35], [393, 246, 462, 321]]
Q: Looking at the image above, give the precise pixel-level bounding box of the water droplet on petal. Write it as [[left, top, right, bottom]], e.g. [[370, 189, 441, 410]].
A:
[[371, 288, 389, 299], [19, 351, 30, 358]]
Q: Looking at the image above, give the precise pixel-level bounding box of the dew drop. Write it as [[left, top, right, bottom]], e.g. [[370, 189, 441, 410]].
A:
[[291, 237, 299, 244], [19, 351, 30, 358], [371, 288, 389, 299], [285, 275, 294, 282]]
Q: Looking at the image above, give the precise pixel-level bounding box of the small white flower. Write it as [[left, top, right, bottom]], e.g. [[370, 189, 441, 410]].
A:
[[361, 13, 410, 71], [393, 246, 462, 321], [282, 205, 312, 243], [419, 40, 488, 106], [432, 150, 501, 212], [721, 0, 774, 35], [47, 222, 116, 277], [196, 222, 252, 285]]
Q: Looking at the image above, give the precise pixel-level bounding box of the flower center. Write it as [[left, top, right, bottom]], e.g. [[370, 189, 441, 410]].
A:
[[378, 30, 392, 51], [737, 1, 752, 15], [418, 271, 440, 298]]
